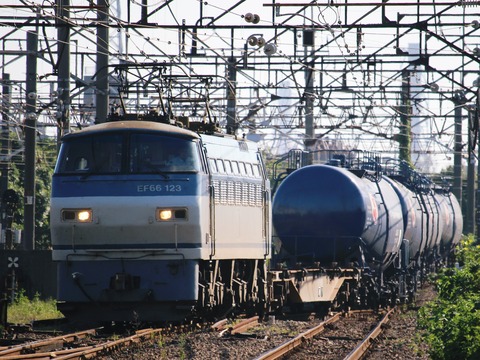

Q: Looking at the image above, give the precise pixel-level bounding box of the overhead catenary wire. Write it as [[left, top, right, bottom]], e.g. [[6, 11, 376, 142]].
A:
[[0, 0, 476, 164]]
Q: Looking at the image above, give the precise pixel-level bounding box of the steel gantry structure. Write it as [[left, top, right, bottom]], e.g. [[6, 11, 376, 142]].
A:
[[1, 0, 480, 245]]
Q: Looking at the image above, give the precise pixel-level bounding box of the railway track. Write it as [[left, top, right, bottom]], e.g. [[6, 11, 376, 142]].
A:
[[254, 309, 395, 360], [0, 326, 175, 360], [0, 328, 98, 359], [0, 309, 398, 359], [0, 316, 261, 360]]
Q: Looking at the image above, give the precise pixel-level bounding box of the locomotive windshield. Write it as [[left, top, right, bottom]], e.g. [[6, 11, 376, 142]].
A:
[[129, 133, 201, 173], [55, 132, 201, 175]]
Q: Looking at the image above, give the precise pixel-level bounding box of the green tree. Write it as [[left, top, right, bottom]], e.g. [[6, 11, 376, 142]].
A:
[[418, 235, 480, 360], [6, 134, 56, 249]]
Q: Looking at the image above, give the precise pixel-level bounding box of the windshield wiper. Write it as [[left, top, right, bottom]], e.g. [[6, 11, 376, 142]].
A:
[[142, 162, 170, 179]]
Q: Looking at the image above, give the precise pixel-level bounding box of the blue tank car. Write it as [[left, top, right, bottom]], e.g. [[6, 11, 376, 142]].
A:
[[272, 164, 404, 271], [383, 177, 426, 262], [269, 151, 464, 308]]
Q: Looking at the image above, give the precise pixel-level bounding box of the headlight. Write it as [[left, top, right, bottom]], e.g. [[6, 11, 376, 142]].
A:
[[62, 209, 93, 222], [77, 210, 92, 222], [156, 208, 187, 221], [159, 209, 173, 220]]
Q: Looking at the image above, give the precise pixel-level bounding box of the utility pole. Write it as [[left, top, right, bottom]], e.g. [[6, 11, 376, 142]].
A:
[[476, 87, 480, 243], [399, 69, 412, 165], [304, 59, 315, 156], [1, 74, 11, 249], [226, 56, 237, 135], [466, 108, 476, 235], [24, 25, 38, 250], [57, 0, 71, 144], [96, 0, 109, 124], [304, 29, 315, 163], [453, 105, 463, 203]]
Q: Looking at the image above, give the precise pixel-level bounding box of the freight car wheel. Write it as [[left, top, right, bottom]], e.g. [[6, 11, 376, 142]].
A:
[[313, 303, 330, 319]]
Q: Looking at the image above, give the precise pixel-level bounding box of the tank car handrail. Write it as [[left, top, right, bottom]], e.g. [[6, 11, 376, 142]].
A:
[[271, 152, 291, 181], [271, 171, 289, 196], [381, 159, 444, 194], [271, 149, 309, 194], [373, 178, 391, 261]]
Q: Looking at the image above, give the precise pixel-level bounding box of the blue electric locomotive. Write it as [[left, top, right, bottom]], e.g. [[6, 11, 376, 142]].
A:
[[50, 120, 271, 322]]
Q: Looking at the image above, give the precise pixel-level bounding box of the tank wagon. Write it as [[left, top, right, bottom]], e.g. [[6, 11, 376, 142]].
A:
[[50, 119, 271, 322], [269, 150, 463, 311]]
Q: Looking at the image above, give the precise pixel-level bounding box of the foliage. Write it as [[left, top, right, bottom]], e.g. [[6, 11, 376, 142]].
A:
[[418, 235, 480, 360], [6, 135, 56, 249], [178, 333, 188, 360], [33, 138, 57, 248], [7, 289, 63, 324]]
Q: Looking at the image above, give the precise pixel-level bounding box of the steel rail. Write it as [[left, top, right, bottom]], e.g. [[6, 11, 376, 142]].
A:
[[344, 308, 395, 360], [0, 346, 95, 360], [53, 328, 165, 360], [211, 318, 229, 331], [1, 325, 192, 360], [0, 328, 98, 357], [212, 316, 260, 335], [230, 316, 260, 335], [253, 312, 342, 360]]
